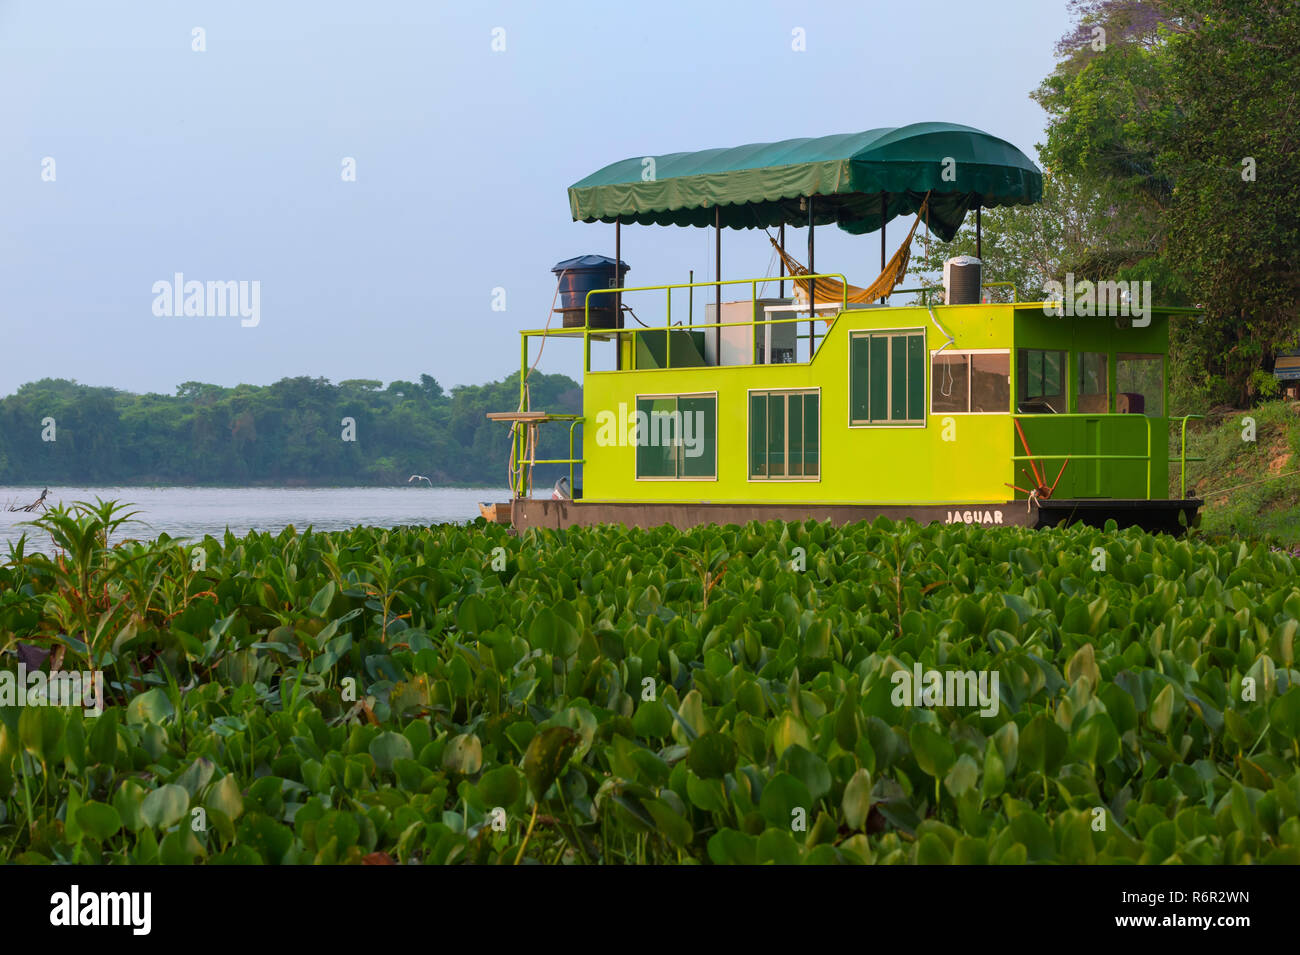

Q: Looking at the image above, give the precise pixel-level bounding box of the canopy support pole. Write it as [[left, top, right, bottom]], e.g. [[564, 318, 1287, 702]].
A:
[[615, 215, 622, 371], [976, 204, 982, 260], [807, 196, 815, 352], [778, 223, 785, 299], [880, 192, 887, 304], [714, 206, 721, 364]]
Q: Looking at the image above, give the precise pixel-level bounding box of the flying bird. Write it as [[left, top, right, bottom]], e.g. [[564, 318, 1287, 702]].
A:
[[408, 475, 433, 487]]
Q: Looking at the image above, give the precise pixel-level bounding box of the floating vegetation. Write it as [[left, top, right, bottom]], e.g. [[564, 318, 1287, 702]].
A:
[[0, 504, 1297, 864]]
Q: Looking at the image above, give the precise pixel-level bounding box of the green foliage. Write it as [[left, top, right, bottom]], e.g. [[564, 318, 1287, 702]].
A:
[[1177, 401, 1300, 544], [1032, 0, 1300, 406], [0, 371, 580, 486], [1, 504, 1298, 864]]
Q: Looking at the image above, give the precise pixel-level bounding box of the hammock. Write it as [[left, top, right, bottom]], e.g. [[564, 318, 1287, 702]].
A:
[[769, 196, 928, 312]]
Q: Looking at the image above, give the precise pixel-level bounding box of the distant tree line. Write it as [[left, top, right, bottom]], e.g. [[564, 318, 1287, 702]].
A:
[[0, 372, 581, 487]]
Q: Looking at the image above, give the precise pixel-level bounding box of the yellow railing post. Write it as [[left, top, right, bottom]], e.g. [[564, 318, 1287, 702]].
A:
[[518, 332, 528, 497], [568, 418, 583, 495]]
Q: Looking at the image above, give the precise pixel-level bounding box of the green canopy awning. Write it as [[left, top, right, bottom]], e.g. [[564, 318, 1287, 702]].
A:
[[568, 122, 1042, 241]]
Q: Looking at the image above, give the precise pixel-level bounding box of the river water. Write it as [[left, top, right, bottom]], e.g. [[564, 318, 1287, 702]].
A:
[[0, 486, 509, 556]]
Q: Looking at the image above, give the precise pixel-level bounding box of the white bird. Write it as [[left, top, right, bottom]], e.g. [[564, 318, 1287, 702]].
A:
[[408, 475, 433, 487]]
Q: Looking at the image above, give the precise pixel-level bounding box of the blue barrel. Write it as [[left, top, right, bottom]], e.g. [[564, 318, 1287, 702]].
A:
[[552, 255, 629, 328]]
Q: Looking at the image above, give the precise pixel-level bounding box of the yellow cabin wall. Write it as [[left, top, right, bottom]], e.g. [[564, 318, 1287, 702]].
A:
[[581, 303, 1016, 504]]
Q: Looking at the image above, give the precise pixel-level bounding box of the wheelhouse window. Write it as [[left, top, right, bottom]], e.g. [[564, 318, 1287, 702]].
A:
[[1016, 348, 1067, 414], [750, 389, 819, 480], [635, 394, 717, 479], [1116, 353, 1164, 416], [850, 330, 925, 425], [1077, 352, 1109, 413], [931, 351, 1010, 414]]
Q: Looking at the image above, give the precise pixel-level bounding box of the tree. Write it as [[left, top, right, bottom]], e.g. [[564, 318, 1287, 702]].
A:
[[1030, 0, 1300, 405]]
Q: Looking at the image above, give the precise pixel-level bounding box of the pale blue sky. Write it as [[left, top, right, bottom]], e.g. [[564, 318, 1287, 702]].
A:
[[0, 0, 1070, 396]]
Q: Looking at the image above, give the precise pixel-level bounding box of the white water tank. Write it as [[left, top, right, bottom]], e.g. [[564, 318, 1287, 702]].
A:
[[944, 256, 982, 304]]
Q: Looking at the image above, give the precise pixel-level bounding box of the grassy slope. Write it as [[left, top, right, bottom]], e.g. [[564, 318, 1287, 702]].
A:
[[1175, 400, 1300, 544]]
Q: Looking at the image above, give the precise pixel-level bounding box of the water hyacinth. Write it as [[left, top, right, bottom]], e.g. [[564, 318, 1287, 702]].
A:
[[0, 504, 1298, 864]]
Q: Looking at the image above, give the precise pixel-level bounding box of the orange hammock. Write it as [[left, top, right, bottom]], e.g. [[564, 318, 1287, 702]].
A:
[[768, 196, 929, 313]]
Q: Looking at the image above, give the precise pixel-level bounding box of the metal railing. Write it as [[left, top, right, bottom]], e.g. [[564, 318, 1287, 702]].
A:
[[1011, 413, 1205, 501], [582, 274, 848, 372], [510, 412, 583, 499], [1173, 414, 1206, 498], [893, 281, 1019, 305]]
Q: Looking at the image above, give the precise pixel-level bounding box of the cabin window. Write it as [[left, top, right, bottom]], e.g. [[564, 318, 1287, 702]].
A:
[[634, 394, 717, 479], [1016, 348, 1067, 413], [749, 389, 819, 480], [1077, 352, 1109, 413], [930, 351, 1010, 414], [1116, 353, 1163, 416], [849, 330, 925, 425]]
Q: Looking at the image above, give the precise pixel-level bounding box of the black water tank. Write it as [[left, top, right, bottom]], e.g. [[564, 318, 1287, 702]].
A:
[[944, 255, 983, 305], [552, 254, 629, 329]]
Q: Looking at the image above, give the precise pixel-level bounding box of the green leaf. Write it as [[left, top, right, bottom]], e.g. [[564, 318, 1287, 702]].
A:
[[206, 774, 244, 822], [1019, 713, 1068, 777], [140, 783, 190, 830], [126, 687, 175, 726], [521, 726, 580, 801], [687, 731, 737, 780], [685, 771, 729, 814], [842, 768, 873, 830], [1149, 683, 1175, 734], [778, 744, 832, 803], [982, 740, 1006, 799], [645, 797, 693, 848], [370, 731, 416, 772], [440, 734, 482, 776], [771, 712, 812, 757], [18, 705, 64, 761], [457, 594, 496, 636], [1065, 642, 1100, 690], [75, 802, 123, 842], [944, 754, 979, 798], [477, 765, 524, 807], [1269, 687, 1300, 741], [707, 828, 757, 864], [916, 832, 953, 864], [308, 581, 336, 617], [909, 723, 955, 779], [758, 772, 812, 828], [87, 707, 119, 765], [632, 700, 673, 739]]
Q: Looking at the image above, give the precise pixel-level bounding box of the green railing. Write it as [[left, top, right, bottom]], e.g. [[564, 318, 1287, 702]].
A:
[[1173, 414, 1206, 498], [1011, 413, 1205, 501], [1012, 412, 1155, 499], [582, 274, 848, 372], [510, 413, 583, 499]]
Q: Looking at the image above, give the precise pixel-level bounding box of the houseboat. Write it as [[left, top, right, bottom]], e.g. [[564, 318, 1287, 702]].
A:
[[485, 123, 1203, 534]]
